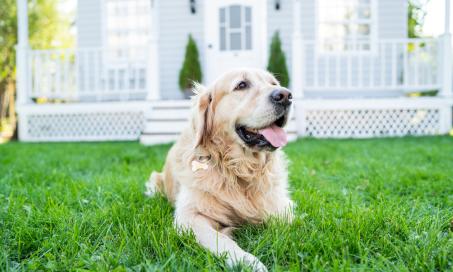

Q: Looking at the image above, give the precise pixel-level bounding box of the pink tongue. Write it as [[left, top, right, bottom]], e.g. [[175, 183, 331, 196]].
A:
[[259, 124, 288, 148]]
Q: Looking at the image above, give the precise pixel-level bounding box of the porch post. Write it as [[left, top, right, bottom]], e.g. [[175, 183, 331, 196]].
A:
[[146, 0, 160, 100], [440, 0, 452, 97], [291, 0, 303, 98], [16, 0, 29, 105]]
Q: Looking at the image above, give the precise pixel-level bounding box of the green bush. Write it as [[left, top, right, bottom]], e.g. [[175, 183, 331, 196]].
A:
[[179, 35, 202, 91], [267, 32, 289, 87]]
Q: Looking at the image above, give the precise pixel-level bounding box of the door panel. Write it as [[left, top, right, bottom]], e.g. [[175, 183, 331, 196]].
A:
[[205, 0, 266, 84]]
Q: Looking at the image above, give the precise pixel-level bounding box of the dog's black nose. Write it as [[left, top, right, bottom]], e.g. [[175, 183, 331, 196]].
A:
[[270, 89, 292, 107]]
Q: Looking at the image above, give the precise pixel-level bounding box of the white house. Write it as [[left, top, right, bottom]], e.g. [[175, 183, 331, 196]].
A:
[[15, 0, 453, 144]]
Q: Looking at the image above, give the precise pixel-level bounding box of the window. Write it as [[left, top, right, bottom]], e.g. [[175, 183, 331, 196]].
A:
[[103, 0, 151, 92], [219, 5, 252, 51], [318, 0, 374, 53], [105, 0, 151, 58]]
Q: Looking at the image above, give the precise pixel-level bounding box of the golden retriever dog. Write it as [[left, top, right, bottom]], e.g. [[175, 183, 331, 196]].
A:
[[145, 69, 294, 271]]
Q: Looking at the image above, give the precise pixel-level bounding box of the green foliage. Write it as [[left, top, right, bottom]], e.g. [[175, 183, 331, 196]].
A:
[[267, 32, 289, 87], [178, 35, 202, 91], [0, 0, 74, 89], [1, 137, 453, 270], [408, 0, 431, 38], [0, 0, 74, 131]]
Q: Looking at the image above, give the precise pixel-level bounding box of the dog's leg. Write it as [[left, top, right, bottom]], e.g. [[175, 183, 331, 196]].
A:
[[175, 210, 268, 272]]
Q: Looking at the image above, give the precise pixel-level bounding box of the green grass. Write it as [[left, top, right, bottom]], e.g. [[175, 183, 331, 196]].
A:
[[1, 137, 452, 271]]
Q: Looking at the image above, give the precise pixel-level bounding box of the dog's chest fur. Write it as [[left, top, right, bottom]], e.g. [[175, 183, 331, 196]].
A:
[[190, 150, 288, 226]]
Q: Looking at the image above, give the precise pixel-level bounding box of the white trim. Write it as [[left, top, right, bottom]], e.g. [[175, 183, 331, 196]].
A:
[[291, 0, 303, 98], [17, 101, 150, 114], [259, 0, 267, 68], [297, 97, 453, 110], [147, 0, 160, 100], [16, 0, 29, 105], [445, 0, 451, 34], [440, 0, 452, 98]]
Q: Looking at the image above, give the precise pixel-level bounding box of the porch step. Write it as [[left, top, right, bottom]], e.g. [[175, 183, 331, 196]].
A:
[[140, 100, 191, 145], [140, 100, 298, 145]]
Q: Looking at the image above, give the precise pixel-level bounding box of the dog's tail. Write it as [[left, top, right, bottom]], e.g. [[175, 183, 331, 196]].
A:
[[144, 171, 163, 197]]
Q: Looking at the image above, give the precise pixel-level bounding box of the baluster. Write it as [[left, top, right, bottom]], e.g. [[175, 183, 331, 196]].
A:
[[62, 50, 68, 99], [403, 41, 409, 89], [33, 52, 39, 98], [358, 46, 363, 88], [380, 42, 385, 88], [314, 44, 319, 88], [414, 41, 420, 87], [55, 51, 62, 99], [347, 51, 352, 88], [45, 51, 51, 97], [336, 53, 340, 88], [93, 49, 100, 100], [369, 43, 374, 87], [392, 42, 397, 88]]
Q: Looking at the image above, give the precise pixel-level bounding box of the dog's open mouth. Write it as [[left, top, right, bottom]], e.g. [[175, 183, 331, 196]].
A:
[[235, 114, 288, 150]]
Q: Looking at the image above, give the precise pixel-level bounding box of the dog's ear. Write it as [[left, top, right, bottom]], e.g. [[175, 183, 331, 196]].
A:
[[193, 84, 213, 149]]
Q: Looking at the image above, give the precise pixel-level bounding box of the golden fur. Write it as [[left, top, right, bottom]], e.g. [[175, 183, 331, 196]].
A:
[[145, 69, 293, 271]]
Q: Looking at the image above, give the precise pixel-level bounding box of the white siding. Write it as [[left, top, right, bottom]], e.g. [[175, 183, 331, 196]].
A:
[[378, 0, 408, 39], [158, 0, 204, 99], [77, 0, 103, 47]]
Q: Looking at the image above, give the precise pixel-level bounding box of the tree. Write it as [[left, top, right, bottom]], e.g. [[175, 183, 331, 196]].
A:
[[178, 35, 202, 93], [267, 32, 289, 87], [408, 0, 431, 38], [0, 0, 73, 135]]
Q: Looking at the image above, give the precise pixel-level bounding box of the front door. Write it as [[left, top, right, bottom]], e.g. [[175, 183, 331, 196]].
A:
[[205, 0, 266, 84]]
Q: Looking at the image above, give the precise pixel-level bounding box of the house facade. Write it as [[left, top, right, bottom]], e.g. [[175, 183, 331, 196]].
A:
[[15, 0, 453, 143], [77, 0, 411, 99]]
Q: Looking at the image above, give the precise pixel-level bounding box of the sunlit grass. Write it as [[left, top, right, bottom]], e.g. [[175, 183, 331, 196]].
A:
[[1, 137, 452, 271]]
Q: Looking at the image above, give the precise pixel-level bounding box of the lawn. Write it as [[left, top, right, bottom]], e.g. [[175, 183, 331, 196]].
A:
[[1, 137, 452, 271]]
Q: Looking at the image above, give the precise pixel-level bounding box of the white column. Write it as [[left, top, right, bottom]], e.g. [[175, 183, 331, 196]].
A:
[[146, 0, 160, 100], [16, 0, 29, 105], [445, 0, 451, 33], [440, 0, 452, 97], [291, 0, 303, 98]]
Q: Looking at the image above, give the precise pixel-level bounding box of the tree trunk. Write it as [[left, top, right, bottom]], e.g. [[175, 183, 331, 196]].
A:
[[0, 80, 17, 141]]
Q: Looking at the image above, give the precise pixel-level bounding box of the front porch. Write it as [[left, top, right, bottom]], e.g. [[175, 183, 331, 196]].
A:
[[14, 0, 453, 143]]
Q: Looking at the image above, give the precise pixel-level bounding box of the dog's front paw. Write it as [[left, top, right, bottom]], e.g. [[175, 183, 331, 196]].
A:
[[243, 253, 268, 272], [227, 253, 268, 272]]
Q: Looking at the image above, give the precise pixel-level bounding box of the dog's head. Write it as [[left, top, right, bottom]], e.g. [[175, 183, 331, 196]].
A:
[[192, 68, 292, 152]]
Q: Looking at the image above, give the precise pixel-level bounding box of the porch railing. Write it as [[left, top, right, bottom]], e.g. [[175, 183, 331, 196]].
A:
[[27, 47, 149, 102], [25, 38, 442, 102], [301, 38, 440, 93]]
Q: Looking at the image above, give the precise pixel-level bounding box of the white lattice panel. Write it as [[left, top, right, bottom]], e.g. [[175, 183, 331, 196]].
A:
[[303, 108, 441, 138], [16, 98, 452, 142], [18, 103, 147, 142]]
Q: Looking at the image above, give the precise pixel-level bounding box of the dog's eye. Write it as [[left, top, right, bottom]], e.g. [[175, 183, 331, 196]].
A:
[[234, 81, 249, 91]]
